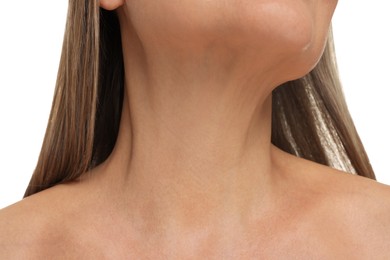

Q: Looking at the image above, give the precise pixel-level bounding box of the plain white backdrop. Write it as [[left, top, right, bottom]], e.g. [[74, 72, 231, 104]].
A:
[[0, 1, 389, 209]]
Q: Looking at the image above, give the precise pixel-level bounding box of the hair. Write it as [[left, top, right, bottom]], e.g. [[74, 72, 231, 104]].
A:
[[24, 1, 375, 197]]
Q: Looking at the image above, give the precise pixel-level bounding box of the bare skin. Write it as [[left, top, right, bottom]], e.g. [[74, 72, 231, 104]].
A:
[[1, 0, 390, 258], [1, 152, 390, 258]]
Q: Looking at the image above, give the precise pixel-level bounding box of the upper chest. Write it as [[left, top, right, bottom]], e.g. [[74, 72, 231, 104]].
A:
[[22, 231, 374, 260], [23, 217, 379, 260]]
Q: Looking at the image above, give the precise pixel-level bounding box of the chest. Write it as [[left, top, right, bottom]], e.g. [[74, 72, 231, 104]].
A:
[[24, 213, 377, 260], [42, 227, 368, 259]]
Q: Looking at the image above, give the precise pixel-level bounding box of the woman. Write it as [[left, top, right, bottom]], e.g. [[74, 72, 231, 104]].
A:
[[1, 0, 389, 258]]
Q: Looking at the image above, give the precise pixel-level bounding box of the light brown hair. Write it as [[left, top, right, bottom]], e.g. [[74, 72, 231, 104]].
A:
[[24, 1, 375, 197]]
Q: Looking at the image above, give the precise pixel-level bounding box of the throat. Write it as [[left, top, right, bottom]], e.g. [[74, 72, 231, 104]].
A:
[[90, 23, 284, 233], [94, 92, 279, 231]]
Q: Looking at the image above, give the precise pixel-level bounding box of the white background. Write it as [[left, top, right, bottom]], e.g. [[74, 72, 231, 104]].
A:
[[0, 1, 389, 209]]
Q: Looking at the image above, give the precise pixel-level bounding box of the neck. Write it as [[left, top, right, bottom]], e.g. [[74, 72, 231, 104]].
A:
[[92, 15, 286, 235]]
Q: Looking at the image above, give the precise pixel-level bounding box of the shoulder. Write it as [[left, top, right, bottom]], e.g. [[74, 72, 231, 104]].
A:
[[275, 147, 390, 202], [328, 169, 390, 236], [286, 152, 390, 256], [321, 166, 390, 226], [273, 148, 390, 256], [0, 183, 83, 258], [275, 147, 390, 212], [322, 170, 390, 257], [311, 160, 390, 225]]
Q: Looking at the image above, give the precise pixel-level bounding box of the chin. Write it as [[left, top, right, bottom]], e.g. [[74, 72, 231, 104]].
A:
[[235, 0, 336, 82], [124, 0, 336, 82]]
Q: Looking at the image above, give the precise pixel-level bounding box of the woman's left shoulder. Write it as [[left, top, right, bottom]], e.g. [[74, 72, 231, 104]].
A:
[[348, 173, 390, 228], [326, 167, 390, 218], [309, 161, 390, 222], [316, 166, 390, 255], [301, 159, 390, 256]]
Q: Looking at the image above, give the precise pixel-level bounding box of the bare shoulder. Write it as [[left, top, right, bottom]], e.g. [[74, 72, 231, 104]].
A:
[[325, 166, 390, 230], [282, 150, 390, 257], [312, 159, 390, 225], [0, 183, 82, 258], [322, 168, 390, 257]]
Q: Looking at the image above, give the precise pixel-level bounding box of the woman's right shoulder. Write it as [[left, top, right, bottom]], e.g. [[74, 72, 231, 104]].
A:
[[0, 195, 44, 257], [0, 184, 83, 258]]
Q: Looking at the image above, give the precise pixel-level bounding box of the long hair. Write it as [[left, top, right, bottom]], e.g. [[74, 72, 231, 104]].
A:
[[24, 1, 375, 197]]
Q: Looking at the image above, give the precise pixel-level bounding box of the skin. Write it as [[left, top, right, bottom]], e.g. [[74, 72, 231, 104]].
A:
[[1, 0, 390, 258]]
